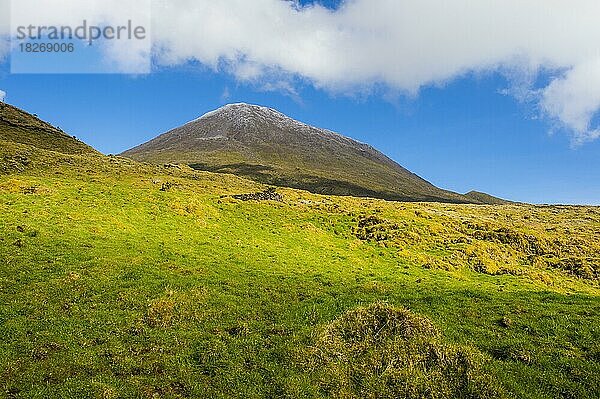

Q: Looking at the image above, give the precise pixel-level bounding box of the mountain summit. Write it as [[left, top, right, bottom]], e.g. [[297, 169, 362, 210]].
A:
[[122, 103, 498, 203]]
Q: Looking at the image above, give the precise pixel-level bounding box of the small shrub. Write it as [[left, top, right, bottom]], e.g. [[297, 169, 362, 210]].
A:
[[354, 215, 400, 243], [549, 257, 598, 280]]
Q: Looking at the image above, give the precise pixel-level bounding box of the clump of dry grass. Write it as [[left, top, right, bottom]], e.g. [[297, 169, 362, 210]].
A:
[[146, 298, 176, 328], [308, 302, 504, 399]]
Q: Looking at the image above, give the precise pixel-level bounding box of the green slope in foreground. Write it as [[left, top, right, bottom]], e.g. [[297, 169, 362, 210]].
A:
[[1, 140, 599, 398]]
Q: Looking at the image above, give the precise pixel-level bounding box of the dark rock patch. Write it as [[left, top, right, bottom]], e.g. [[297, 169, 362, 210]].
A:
[[232, 187, 283, 202]]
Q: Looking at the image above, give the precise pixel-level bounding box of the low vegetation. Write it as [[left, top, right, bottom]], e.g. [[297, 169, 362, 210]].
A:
[[0, 139, 599, 398], [307, 302, 504, 398]]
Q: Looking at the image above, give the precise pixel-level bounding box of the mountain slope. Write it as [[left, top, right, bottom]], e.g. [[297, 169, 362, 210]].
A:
[[122, 103, 495, 203], [1, 136, 599, 398], [465, 191, 512, 205], [0, 102, 96, 155]]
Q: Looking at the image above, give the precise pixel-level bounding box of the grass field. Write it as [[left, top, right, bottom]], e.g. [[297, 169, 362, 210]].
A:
[[1, 140, 599, 398]]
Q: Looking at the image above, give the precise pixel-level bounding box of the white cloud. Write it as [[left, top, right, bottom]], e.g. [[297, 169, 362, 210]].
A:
[[1, 0, 600, 142], [540, 58, 600, 145], [0, 89, 5, 102], [5, 0, 151, 73]]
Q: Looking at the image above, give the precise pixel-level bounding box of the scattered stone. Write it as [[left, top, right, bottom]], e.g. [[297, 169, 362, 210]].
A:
[[22, 186, 38, 195], [232, 187, 282, 202], [160, 182, 174, 192]]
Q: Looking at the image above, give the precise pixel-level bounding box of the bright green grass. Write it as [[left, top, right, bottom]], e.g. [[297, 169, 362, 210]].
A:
[[0, 143, 599, 398]]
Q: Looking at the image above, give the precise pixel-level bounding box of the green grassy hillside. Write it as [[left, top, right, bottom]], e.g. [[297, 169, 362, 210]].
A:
[[1, 140, 599, 398], [0, 103, 96, 156]]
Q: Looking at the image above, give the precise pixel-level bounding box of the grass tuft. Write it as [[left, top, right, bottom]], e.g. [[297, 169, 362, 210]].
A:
[[308, 302, 505, 399]]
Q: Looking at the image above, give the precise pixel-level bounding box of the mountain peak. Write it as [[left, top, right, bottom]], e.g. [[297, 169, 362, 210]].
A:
[[194, 103, 285, 122], [122, 104, 503, 204], [186, 103, 374, 151]]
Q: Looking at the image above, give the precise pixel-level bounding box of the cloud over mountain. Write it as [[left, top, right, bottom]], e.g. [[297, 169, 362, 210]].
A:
[[1, 0, 599, 143]]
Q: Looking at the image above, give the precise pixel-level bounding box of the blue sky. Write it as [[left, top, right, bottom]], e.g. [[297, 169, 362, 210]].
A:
[[1, 0, 599, 205], [2, 66, 599, 205]]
